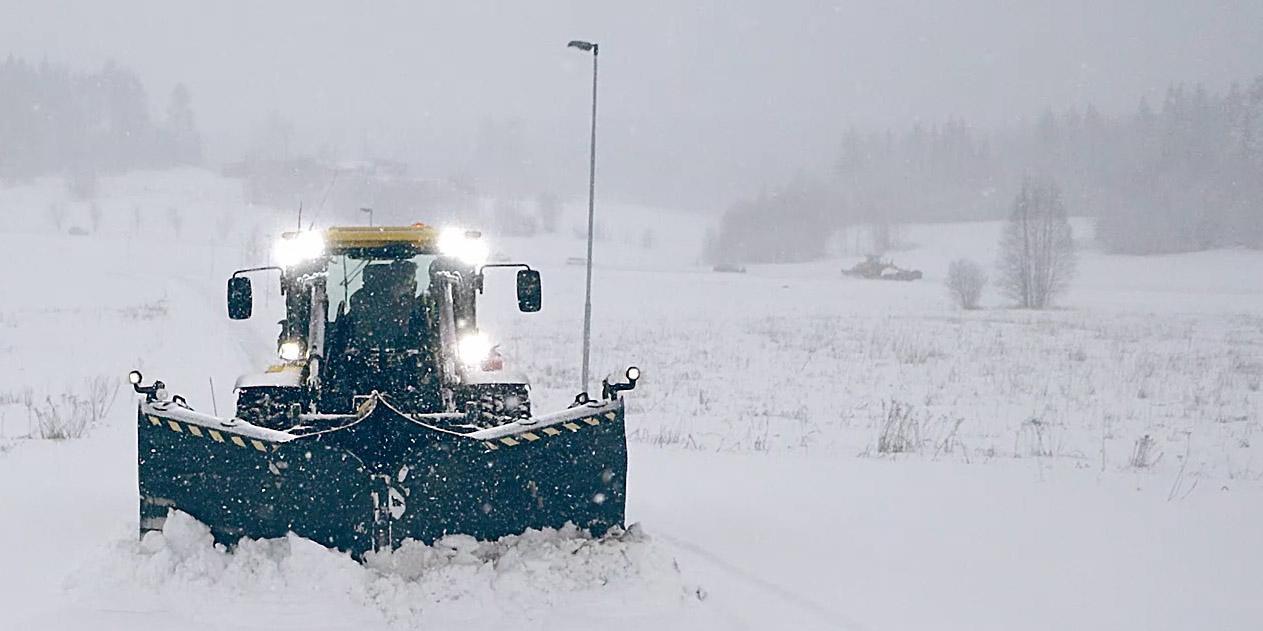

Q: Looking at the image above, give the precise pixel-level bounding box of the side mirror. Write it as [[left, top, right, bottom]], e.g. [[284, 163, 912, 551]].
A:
[[516, 269, 542, 312], [227, 276, 253, 320]]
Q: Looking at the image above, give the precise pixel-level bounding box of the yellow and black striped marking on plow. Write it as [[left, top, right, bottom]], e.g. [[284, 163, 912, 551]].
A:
[[482, 410, 618, 451], [143, 408, 621, 453], [146, 415, 273, 452]]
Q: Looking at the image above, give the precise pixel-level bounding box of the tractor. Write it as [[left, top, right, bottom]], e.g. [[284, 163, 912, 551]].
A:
[[130, 224, 638, 558]]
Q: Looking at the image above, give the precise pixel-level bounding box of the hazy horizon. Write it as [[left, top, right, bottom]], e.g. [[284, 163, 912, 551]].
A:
[[3, 0, 1262, 209]]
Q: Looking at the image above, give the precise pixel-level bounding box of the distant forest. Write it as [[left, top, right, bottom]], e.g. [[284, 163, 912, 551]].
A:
[[714, 76, 1263, 260], [0, 56, 202, 186]]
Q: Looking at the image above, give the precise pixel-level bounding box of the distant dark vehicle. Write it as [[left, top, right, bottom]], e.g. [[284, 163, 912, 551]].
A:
[[843, 255, 923, 281], [566, 257, 588, 266], [712, 263, 747, 273]]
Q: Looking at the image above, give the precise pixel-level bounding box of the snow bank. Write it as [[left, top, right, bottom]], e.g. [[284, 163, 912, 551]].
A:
[[66, 511, 704, 630]]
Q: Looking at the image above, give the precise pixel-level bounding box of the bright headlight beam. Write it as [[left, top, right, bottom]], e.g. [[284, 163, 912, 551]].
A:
[[279, 340, 303, 361], [457, 332, 492, 367], [438, 226, 489, 266], [274, 231, 326, 267]]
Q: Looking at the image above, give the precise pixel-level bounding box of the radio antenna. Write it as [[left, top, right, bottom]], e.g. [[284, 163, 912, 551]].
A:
[[208, 377, 220, 416]]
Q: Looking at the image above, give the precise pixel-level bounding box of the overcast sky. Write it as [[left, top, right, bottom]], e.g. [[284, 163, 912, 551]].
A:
[[4, 0, 1262, 208]]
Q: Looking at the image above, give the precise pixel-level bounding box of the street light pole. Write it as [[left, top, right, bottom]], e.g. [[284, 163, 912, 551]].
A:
[[568, 40, 599, 394], [359, 207, 374, 227]]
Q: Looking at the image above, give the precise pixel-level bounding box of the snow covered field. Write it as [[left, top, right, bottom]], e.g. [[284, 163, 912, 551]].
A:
[[1, 170, 1261, 630]]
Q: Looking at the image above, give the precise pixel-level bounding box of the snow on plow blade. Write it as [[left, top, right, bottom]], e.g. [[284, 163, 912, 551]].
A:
[[137, 395, 628, 558]]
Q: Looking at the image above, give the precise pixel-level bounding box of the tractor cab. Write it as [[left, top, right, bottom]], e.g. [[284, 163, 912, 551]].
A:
[[226, 224, 542, 427]]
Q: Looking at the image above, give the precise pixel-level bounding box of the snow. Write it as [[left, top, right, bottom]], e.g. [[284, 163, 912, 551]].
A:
[[467, 399, 622, 440], [2, 169, 1261, 630], [234, 365, 304, 389], [138, 400, 298, 443], [57, 512, 701, 631]]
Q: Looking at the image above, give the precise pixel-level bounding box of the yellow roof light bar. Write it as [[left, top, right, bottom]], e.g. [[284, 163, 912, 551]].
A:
[[323, 224, 440, 252]]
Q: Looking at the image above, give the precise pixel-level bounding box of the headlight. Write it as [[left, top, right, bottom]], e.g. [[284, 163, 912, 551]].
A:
[[274, 230, 325, 267], [626, 366, 641, 381], [279, 340, 304, 361], [457, 332, 492, 367], [438, 226, 489, 266], [128, 370, 143, 385]]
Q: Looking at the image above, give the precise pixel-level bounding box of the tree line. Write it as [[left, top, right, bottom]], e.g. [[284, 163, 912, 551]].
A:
[[712, 75, 1263, 262], [0, 56, 202, 186]]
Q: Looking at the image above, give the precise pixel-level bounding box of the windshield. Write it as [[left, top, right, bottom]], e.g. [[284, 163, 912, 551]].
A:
[[327, 253, 438, 321]]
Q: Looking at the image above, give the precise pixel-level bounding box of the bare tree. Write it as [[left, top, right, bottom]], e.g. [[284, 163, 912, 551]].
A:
[[946, 258, 987, 309], [46, 203, 67, 231], [167, 207, 183, 237], [998, 179, 1076, 308], [89, 203, 102, 234]]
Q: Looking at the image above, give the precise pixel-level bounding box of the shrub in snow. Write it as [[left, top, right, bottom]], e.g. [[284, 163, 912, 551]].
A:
[[892, 336, 939, 365], [933, 417, 968, 458], [28, 394, 91, 440], [629, 424, 699, 450], [83, 375, 121, 425], [877, 400, 920, 454], [1129, 434, 1162, 469], [945, 258, 987, 309], [25, 376, 119, 440], [1015, 418, 1056, 457]]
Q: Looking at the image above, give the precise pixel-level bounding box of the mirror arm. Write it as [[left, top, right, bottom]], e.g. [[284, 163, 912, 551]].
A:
[[232, 266, 283, 278], [473, 263, 541, 312], [476, 263, 533, 274]]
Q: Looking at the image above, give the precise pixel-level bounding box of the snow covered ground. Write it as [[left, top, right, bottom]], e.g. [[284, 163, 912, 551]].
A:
[[1, 170, 1260, 630]]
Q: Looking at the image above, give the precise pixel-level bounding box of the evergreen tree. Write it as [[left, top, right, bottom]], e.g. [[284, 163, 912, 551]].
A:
[[0, 56, 201, 181]]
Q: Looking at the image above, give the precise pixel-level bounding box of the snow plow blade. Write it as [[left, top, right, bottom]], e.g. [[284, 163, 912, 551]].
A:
[[137, 395, 628, 557]]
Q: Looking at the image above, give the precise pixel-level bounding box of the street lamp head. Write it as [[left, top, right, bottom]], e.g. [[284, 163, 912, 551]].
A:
[[567, 40, 596, 52]]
